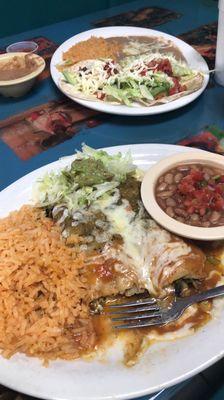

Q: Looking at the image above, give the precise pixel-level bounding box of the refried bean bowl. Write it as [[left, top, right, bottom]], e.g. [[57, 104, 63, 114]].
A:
[[141, 151, 224, 240], [0, 52, 45, 97]]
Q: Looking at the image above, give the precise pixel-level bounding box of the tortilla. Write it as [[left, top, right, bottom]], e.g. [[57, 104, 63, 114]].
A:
[[58, 35, 205, 108], [60, 72, 204, 107]]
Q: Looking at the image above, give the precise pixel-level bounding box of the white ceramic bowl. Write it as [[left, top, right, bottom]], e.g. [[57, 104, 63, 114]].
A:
[[141, 151, 224, 240], [0, 52, 45, 97]]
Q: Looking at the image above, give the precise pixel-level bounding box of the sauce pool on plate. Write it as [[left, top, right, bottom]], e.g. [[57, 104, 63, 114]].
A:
[[155, 163, 224, 227]]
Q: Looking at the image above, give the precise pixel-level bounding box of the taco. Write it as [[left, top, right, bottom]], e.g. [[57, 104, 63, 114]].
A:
[[59, 51, 204, 107]]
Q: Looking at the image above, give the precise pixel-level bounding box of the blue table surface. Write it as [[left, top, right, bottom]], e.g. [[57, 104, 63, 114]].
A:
[[0, 0, 223, 399]]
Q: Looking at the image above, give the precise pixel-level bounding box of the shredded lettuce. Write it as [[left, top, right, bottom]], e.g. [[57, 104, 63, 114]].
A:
[[60, 52, 200, 106], [33, 172, 78, 207], [171, 62, 193, 77], [33, 145, 136, 213], [104, 85, 141, 106], [75, 144, 136, 181], [139, 85, 154, 101]]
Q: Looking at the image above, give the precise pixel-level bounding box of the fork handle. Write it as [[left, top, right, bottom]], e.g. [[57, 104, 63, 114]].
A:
[[180, 284, 224, 306]]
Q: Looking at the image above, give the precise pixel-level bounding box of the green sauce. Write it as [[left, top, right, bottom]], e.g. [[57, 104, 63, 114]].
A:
[[119, 174, 141, 212], [64, 158, 114, 188]]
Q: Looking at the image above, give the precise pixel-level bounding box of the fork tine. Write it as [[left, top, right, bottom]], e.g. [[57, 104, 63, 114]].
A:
[[108, 304, 160, 315], [112, 311, 162, 322], [113, 317, 163, 329], [107, 297, 156, 308]]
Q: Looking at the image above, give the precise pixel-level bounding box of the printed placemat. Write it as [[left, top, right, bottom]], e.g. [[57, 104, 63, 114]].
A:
[[179, 22, 217, 69], [94, 7, 181, 28], [177, 125, 224, 154], [0, 100, 104, 160]]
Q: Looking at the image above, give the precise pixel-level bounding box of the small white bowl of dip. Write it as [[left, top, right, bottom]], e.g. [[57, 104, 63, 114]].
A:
[[0, 52, 45, 97]]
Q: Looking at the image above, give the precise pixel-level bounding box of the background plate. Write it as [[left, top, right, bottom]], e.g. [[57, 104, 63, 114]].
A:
[[50, 26, 209, 116], [0, 144, 223, 400]]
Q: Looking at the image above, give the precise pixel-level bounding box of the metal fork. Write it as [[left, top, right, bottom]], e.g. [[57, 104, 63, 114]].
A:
[[106, 285, 224, 329]]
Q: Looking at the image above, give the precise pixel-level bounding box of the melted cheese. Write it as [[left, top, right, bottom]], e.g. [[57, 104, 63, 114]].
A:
[[94, 199, 191, 294]]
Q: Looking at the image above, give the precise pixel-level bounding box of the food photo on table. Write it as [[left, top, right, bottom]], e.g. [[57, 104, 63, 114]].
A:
[[0, 1, 224, 400]]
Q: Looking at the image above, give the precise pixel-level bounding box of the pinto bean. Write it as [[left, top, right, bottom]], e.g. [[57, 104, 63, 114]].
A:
[[209, 211, 221, 224], [157, 198, 166, 209], [201, 221, 210, 227], [158, 176, 164, 183], [157, 190, 174, 199], [168, 184, 176, 191], [164, 173, 174, 184], [177, 165, 190, 172], [157, 182, 167, 192], [189, 220, 200, 226], [176, 216, 185, 223], [174, 173, 183, 183], [190, 213, 199, 222], [204, 173, 210, 181], [175, 208, 187, 217], [202, 167, 213, 176], [166, 207, 174, 217], [166, 198, 176, 207]]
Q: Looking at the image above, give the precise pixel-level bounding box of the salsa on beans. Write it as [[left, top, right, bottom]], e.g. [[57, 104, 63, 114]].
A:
[[155, 163, 224, 227]]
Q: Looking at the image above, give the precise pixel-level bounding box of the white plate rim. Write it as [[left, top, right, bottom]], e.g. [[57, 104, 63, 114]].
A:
[[0, 143, 223, 400], [50, 26, 209, 116]]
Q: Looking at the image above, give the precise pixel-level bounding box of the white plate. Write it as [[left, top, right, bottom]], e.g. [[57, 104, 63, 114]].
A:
[[0, 144, 223, 400], [50, 26, 209, 116]]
